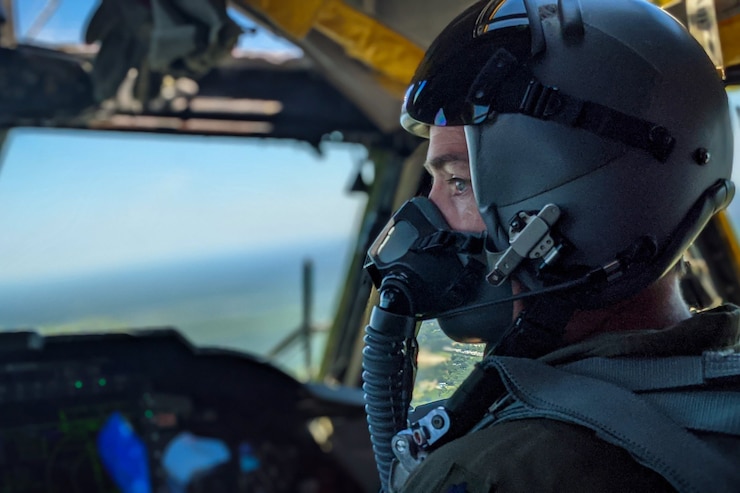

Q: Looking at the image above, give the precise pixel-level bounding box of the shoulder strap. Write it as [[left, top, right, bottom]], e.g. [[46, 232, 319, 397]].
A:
[[558, 351, 740, 435], [481, 355, 740, 493], [558, 351, 740, 391]]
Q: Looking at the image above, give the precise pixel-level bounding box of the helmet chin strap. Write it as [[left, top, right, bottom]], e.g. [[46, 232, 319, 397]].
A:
[[491, 294, 576, 358], [481, 233, 659, 357], [478, 201, 575, 357]]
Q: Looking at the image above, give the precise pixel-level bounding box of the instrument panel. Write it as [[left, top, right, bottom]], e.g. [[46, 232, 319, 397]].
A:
[[0, 330, 376, 493]]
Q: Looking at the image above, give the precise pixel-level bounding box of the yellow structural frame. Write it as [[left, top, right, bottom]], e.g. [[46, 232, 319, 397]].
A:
[[237, 0, 424, 93], [719, 14, 740, 67], [714, 210, 740, 280]]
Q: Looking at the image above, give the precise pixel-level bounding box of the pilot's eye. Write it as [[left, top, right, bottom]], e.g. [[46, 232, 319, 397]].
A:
[[449, 178, 468, 194]]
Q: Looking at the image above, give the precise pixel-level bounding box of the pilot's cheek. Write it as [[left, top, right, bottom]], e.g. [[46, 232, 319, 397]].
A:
[[428, 183, 457, 228], [459, 202, 486, 233]]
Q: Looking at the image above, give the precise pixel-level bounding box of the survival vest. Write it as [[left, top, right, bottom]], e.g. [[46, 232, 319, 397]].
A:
[[390, 350, 740, 493]]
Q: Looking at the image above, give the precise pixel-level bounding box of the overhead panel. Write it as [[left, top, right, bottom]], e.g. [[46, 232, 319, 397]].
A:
[[652, 0, 740, 68], [685, 0, 725, 73]]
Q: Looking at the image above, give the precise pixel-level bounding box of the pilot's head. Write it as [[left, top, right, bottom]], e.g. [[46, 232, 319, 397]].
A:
[[402, 0, 734, 352]]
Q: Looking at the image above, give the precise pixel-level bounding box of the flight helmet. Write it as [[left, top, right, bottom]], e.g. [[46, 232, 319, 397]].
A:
[[402, 0, 734, 310]]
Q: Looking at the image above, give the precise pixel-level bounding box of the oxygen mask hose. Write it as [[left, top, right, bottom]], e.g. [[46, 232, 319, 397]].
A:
[[362, 282, 417, 493], [361, 197, 486, 491]]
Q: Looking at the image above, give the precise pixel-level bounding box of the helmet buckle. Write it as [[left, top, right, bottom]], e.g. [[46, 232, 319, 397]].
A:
[[519, 79, 562, 118]]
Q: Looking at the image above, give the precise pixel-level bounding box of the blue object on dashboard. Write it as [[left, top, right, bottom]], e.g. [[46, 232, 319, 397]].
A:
[[238, 442, 260, 473], [97, 412, 152, 493], [163, 431, 231, 488]]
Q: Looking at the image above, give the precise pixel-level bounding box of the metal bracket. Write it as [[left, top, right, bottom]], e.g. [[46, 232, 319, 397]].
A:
[[389, 430, 428, 492], [388, 406, 451, 492], [486, 204, 561, 285], [409, 406, 451, 448]]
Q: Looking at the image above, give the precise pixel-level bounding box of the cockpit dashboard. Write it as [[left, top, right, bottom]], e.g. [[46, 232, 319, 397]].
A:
[[0, 329, 376, 492]]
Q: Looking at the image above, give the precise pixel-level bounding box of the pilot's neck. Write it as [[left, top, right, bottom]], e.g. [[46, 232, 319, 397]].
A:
[[562, 269, 692, 344]]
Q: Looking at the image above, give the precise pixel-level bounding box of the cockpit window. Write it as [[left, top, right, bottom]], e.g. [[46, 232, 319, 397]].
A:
[[726, 88, 740, 225], [412, 320, 485, 406], [0, 128, 368, 380]]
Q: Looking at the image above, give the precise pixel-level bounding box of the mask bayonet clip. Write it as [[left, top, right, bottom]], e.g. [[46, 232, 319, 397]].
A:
[[486, 204, 561, 285]]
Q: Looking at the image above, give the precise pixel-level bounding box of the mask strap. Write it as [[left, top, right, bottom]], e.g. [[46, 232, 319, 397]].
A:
[[490, 294, 576, 358]]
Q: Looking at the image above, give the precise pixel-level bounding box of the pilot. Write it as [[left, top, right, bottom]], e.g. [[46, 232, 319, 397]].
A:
[[383, 0, 740, 491]]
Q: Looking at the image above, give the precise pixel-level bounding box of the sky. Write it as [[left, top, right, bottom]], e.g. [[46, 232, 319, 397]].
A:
[[13, 0, 302, 54], [0, 1, 367, 283], [0, 130, 368, 282]]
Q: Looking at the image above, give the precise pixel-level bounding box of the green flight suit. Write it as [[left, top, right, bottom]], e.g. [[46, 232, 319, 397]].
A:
[[398, 304, 740, 493]]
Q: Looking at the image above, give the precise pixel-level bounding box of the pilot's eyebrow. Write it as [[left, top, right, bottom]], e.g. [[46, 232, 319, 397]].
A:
[[424, 152, 469, 172]]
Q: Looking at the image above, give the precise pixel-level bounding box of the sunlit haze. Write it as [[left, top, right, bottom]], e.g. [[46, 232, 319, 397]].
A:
[[0, 129, 367, 282]]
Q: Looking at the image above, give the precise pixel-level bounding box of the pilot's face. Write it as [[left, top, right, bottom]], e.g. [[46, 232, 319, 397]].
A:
[[425, 126, 486, 233], [427, 126, 523, 320]]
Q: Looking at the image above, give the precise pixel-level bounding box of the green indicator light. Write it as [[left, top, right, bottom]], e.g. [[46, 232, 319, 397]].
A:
[[74, 381, 83, 389], [145, 410, 154, 419], [98, 378, 107, 387]]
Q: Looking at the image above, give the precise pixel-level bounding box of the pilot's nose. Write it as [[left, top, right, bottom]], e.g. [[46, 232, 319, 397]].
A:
[[428, 182, 457, 230]]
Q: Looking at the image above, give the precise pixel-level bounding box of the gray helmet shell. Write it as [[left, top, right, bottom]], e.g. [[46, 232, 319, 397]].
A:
[[472, 0, 733, 306], [403, 0, 734, 308]]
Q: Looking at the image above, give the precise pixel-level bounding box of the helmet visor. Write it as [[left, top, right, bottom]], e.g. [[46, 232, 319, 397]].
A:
[[402, 0, 534, 132]]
